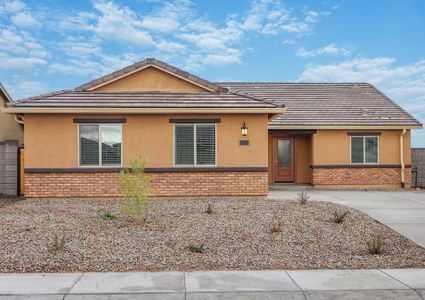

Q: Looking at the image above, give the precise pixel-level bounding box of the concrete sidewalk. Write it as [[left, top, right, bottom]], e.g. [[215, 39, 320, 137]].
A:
[[268, 190, 425, 247], [0, 269, 424, 299]]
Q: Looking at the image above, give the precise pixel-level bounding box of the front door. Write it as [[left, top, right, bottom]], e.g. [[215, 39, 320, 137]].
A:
[[273, 137, 295, 182]]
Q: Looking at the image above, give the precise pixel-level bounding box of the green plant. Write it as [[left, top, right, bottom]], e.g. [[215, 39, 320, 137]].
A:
[[188, 243, 205, 253], [205, 204, 213, 214], [368, 237, 384, 255], [298, 191, 310, 205], [333, 211, 348, 224], [100, 209, 118, 221], [118, 154, 152, 224], [270, 213, 282, 233], [47, 233, 67, 254]]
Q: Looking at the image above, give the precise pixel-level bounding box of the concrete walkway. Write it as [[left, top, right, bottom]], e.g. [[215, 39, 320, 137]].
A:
[[268, 190, 425, 247], [0, 269, 424, 299]]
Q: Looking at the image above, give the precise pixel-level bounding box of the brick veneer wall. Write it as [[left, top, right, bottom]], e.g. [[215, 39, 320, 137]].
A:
[[25, 171, 269, 198], [312, 167, 411, 188]]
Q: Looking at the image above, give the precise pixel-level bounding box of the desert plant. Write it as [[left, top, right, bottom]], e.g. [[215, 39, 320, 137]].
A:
[[333, 211, 348, 224], [99, 209, 118, 221], [188, 243, 205, 253], [47, 233, 67, 254], [270, 213, 282, 233], [118, 154, 152, 224], [368, 237, 384, 255], [205, 204, 213, 214], [297, 191, 310, 205]]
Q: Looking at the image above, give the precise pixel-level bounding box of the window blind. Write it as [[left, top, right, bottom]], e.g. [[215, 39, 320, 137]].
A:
[[80, 125, 100, 166], [196, 125, 215, 165], [175, 125, 194, 165], [101, 125, 122, 165]]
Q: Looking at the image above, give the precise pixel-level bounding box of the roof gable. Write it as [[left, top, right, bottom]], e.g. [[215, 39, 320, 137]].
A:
[[0, 83, 12, 103], [75, 58, 227, 93]]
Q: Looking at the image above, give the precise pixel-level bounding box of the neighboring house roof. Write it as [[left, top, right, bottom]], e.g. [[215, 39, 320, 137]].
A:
[[75, 58, 228, 93], [0, 83, 12, 103], [220, 82, 422, 127]]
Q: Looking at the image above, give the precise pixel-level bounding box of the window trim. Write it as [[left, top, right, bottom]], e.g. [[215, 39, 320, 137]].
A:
[[78, 123, 123, 168], [350, 135, 379, 165], [173, 123, 217, 167]]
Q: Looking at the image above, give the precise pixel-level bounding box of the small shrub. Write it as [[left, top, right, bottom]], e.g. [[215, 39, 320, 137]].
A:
[[47, 233, 67, 254], [188, 243, 205, 253], [333, 211, 348, 224], [118, 154, 152, 224], [298, 191, 310, 205], [205, 204, 213, 214], [270, 214, 282, 233], [100, 209, 118, 221], [368, 237, 384, 255]]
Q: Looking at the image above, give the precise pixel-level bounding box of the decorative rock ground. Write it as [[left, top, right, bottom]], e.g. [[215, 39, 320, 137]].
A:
[[0, 198, 424, 272]]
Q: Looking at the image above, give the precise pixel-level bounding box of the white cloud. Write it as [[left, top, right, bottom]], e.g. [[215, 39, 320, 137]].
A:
[[0, 53, 46, 70], [1, 0, 26, 13], [4, 81, 49, 100], [0, 27, 47, 58], [11, 12, 41, 27], [299, 57, 425, 145], [296, 43, 351, 58]]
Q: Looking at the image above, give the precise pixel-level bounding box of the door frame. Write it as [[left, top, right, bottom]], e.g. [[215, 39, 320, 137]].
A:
[[271, 134, 296, 183]]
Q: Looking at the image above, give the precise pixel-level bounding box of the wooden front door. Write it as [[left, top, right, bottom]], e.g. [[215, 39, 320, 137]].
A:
[[273, 137, 295, 182]]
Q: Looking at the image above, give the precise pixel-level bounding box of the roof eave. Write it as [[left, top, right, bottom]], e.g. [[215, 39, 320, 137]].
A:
[[268, 124, 423, 130], [2, 107, 286, 114]]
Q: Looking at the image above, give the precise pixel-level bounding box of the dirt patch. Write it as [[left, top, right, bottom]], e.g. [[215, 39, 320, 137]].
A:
[[0, 198, 424, 272]]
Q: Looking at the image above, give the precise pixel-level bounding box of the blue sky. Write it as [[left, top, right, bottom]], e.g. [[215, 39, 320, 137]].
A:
[[1, 0, 424, 145]]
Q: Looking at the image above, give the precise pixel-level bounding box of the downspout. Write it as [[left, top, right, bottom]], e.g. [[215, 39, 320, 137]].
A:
[[400, 129, 406, 188], [14, 114, 24, 125]]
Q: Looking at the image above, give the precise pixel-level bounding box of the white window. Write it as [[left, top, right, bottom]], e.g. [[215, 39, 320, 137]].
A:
[[175, 124, 216, 166], [351, 136, 378, 164], [79, 124, 122, 166]]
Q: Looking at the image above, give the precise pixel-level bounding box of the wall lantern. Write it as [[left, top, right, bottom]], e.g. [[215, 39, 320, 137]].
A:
[[241, 122, 248, 136]]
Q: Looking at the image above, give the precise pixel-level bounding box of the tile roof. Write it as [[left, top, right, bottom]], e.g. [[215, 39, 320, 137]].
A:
[[219, 82, 421, 126], [75, 58, 228, 93], [9, 91, 280, 109]]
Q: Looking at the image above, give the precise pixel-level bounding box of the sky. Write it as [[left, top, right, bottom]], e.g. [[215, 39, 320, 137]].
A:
[[0, 0, 424, 146]]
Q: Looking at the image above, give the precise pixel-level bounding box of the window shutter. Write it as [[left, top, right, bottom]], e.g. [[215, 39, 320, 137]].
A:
[[101, 125, 122, 165], [80, 125, 99, 166], [196, 125, 215, 165], [175, 125, 194, 165]]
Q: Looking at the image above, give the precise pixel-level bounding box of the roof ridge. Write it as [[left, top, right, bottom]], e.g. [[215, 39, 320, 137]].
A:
[[0, 83, 13, 102], [11, 89, 72, 104], [228, 90, 285, 108], [75, 58, 228, 93], [217, 82, 372, 85]]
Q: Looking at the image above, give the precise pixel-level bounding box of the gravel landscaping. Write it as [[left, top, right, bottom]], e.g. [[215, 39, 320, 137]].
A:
[[0, 197, 424, 272]]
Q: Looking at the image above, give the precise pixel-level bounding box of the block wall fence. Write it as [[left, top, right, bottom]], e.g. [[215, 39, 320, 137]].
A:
[[412, 148, 425, 188], [0, 140, 19, 196]]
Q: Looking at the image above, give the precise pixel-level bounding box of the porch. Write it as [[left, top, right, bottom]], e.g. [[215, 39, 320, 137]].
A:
[[268, 129, 315, 185]]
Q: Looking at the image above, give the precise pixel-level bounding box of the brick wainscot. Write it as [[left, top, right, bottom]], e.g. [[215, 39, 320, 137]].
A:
[[24, 167, 269, 198], [312, 165, 411, 189]]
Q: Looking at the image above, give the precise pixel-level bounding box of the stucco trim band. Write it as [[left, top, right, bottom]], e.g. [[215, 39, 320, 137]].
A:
[[311, 164, 411, 169], [25, 167, 269, 173]]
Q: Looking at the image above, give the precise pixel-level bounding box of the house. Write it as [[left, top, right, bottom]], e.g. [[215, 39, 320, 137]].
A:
[[0, 83, 24, 196], [2, 58, 422, 198]]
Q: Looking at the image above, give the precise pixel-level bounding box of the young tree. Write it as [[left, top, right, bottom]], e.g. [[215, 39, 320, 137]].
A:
[[118, 154, 152, 224]]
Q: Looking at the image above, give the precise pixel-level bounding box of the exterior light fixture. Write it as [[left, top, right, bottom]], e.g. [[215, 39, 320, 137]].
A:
[[241, 122, 248, 136]]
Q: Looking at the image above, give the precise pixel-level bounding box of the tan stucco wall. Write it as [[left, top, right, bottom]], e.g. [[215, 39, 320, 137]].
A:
[[24, 114, 269, 168], [312, 129, 411, 165], [268, 134, 312, 184], [0, 96, 23, 143], [93, 67, 207, 92]]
